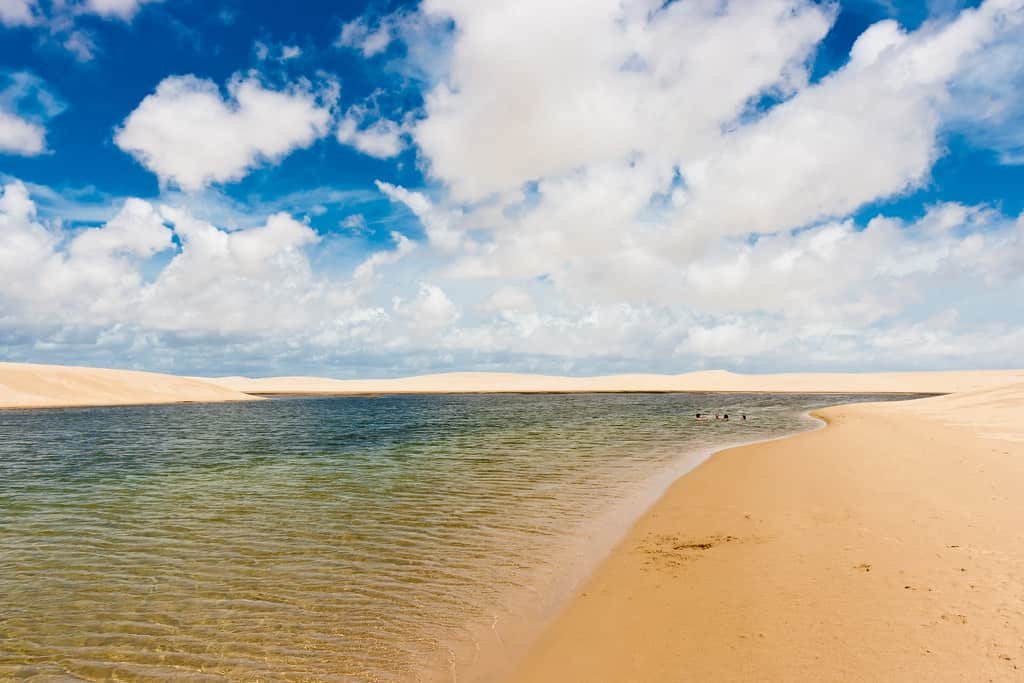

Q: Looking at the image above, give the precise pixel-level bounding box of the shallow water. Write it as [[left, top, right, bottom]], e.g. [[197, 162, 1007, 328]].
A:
[[0, 392, 918, 681]]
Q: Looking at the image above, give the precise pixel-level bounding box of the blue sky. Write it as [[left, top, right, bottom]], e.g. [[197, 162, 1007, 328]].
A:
[[1, 0, 1022, 376]]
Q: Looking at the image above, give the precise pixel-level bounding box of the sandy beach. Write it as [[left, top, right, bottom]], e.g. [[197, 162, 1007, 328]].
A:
[[3, 362, 1022, 679], [508, 382, 1024, 681]]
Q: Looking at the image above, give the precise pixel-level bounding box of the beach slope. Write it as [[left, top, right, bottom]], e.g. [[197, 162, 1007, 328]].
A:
[[509, 383, 1024, 681], [0, 362, 259, 409]]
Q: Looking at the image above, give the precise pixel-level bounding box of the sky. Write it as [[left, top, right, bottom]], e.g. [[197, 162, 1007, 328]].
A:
[[0, 0, 1022, 377]]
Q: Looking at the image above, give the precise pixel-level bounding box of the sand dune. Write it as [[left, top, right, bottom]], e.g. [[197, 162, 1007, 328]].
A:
[[3, 363, 1022, 409], [0, 362, 259, 409], [210, 369, 1024, 395], [508, 382, 1024, 681]]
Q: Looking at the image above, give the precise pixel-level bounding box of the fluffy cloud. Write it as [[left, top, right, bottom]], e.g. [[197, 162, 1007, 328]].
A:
[[336, 111, 404, 159], [80, 0, 162, 20], [139, 208, 324, 333], [6, 1, 1024, 375], [672, 1, 1024, 244], [0, 71, 63, 156], [415, 0, 833, 201], [376, 181, 463, 250], [0, 108, 44, 155], [115, 74, 334, 190], [8, 174, 1021, 374], [0, 181, 173, 323], [0, 0, 37, 26]]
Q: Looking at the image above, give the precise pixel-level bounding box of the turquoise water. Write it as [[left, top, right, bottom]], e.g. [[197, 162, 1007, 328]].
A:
[[0, 392, 917, 681]]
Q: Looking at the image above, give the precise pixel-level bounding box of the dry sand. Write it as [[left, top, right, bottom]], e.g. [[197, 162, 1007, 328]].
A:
[[4, 363, 1022, 409], [211, 369, 1024, 395], [3, 362, 1022, 678], [508, 382, 1024, 682], [0, 362, 258, 409]]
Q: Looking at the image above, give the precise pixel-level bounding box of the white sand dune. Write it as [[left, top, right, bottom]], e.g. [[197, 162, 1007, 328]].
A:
[[209, 369, 1024, 396], [0, 362, 259, 409], [3, 363, 1023, 409]]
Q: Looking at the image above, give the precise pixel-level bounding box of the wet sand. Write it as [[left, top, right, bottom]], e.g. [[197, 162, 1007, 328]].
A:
[[508, 383, 1024, 681]]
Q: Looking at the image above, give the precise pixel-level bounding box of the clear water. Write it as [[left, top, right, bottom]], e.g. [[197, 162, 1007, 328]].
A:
[[0, 392, 918, 681]]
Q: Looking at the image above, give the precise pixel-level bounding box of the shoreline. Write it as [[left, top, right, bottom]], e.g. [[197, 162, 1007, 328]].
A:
[[505, 384, 1024, 681], [444, 412, 830, 683]]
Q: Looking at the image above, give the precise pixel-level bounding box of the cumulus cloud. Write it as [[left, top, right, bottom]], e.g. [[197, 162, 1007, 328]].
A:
[[0, 0, 37, 26], [80, 0, 162, 21], [0, 108, 45, 155], [6, 1, 1024, 375], [140, 207, 323, 333], [672, 1, 1024, 244], [0, 71, 63, 156], [415, 0, 833, 201], [353, 231, 416, 290], [0, 181, 173, 323], [115, 74, 334, 191], [336, 109, 404, 159], [376, 180, 463, 250]]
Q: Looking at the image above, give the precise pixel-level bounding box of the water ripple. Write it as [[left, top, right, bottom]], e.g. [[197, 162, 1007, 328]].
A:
[[0, 392, 915, 681]]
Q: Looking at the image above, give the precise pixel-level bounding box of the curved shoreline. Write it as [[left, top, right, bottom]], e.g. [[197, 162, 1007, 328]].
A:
[[505, 388, 1024, 681], [448, 410, 833, 683]]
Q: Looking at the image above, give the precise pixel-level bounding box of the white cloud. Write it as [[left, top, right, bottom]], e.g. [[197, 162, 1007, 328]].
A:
[[7, 1, 1024, 375], [353, 231, 416, 290], [254, 42, 303, 62], [4, 174, 1024, 373], [376, 180, 463, 250], [337, 14, 395, 57], [0, 71, 63, 156], [0, 0, 37, 26], [140, 208, 323, 333], [415, 0, 834, 201], [0, 0, 159, 62], [0, 181, 173, 323], [61, 29, 97, 61], [336, 110, 404, 159], [394, 283, 460, 333], [80, 0, 162, 21], [481, 286, 535, 314], [115, 74, 333, 191], [671, 0, 1024, 244], [0, 108, 45, 155], [944, 9, 1024, 163]]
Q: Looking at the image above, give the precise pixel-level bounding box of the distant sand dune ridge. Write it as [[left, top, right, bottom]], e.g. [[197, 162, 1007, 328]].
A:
[[0, 362, 258, 409], [3, 363, 1024, 409], [209, 369, 1024, 396]]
